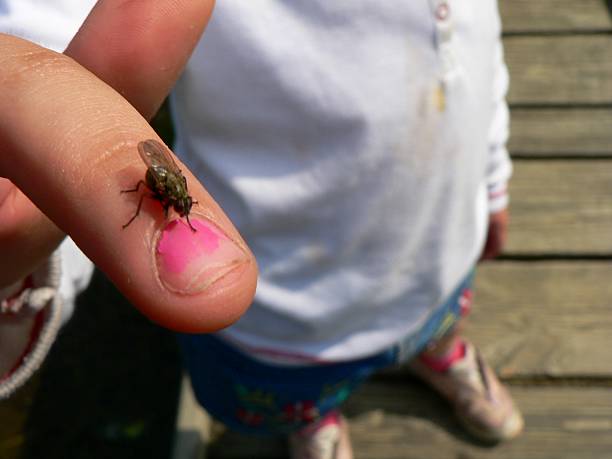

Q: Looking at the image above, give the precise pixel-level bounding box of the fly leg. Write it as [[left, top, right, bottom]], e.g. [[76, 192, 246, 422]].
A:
[[121, 180, 147, 228], [121, 180, 146, 194], [122, 192, 146, 229], [185, 213, 197, 232]]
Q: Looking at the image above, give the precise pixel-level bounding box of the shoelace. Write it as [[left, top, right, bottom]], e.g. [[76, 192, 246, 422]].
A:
[[475, 349, 494, 403]]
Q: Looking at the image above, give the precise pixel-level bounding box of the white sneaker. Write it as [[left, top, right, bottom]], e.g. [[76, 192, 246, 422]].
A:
[[288, 411, 354, 459], [410, 341, 524, 442]]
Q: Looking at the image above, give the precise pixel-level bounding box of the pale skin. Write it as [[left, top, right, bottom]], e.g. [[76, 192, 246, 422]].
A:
[[0, 0, 508, 372]]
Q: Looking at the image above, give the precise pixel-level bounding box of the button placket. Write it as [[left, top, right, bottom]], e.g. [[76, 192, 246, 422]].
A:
[[429, 0, 456, 111]]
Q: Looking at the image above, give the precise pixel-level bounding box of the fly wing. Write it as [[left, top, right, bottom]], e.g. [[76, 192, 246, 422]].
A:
[[137, 139, 181, 174]]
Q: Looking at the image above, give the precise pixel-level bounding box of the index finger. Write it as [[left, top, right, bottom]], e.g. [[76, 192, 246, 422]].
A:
[[0, 34, 257, 332], [65, 0, 215, 119]]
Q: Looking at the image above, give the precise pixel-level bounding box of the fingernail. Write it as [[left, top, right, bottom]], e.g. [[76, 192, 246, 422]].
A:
[[155, 217, 249, 294]]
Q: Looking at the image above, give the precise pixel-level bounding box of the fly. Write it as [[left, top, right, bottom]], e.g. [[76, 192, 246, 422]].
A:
[[121, 139, 196, 232]]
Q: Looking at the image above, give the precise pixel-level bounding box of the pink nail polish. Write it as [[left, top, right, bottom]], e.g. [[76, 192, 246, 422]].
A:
[[155, 217, 248, 294]]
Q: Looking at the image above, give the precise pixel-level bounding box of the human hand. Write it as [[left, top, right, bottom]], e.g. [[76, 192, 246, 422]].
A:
[[0, 1, 257, 333], [480, 208, 509, 261]]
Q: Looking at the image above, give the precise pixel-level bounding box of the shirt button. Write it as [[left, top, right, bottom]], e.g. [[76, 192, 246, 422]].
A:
[[436, 2, 450, 21]]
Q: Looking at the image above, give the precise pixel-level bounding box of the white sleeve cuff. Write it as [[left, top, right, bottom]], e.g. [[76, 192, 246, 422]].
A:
[[488, 181, 509, 214]]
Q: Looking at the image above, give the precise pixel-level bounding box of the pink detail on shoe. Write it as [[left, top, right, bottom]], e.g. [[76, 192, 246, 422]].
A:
[[297, 409, 340, 437], [316, 410, 341, 430], [289, 411, 354, 459], [419, 339, 466, 372]]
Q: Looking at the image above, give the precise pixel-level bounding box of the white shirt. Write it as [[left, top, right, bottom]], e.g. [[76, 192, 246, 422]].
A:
[[171, 0, 511, 361]]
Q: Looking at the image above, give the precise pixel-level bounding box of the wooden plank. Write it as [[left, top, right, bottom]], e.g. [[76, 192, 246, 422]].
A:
[[204, 383, 612, 459], [509, 108, 612, 156], [504, 35, 612, 105], [344, 383, 612, 459], [507, 160, 612, 255], [468, 261, 612, 378], [500, 0, 612, 33]]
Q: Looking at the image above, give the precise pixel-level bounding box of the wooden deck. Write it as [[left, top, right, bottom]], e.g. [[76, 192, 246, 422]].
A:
[[2, 1, 612, 458]]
